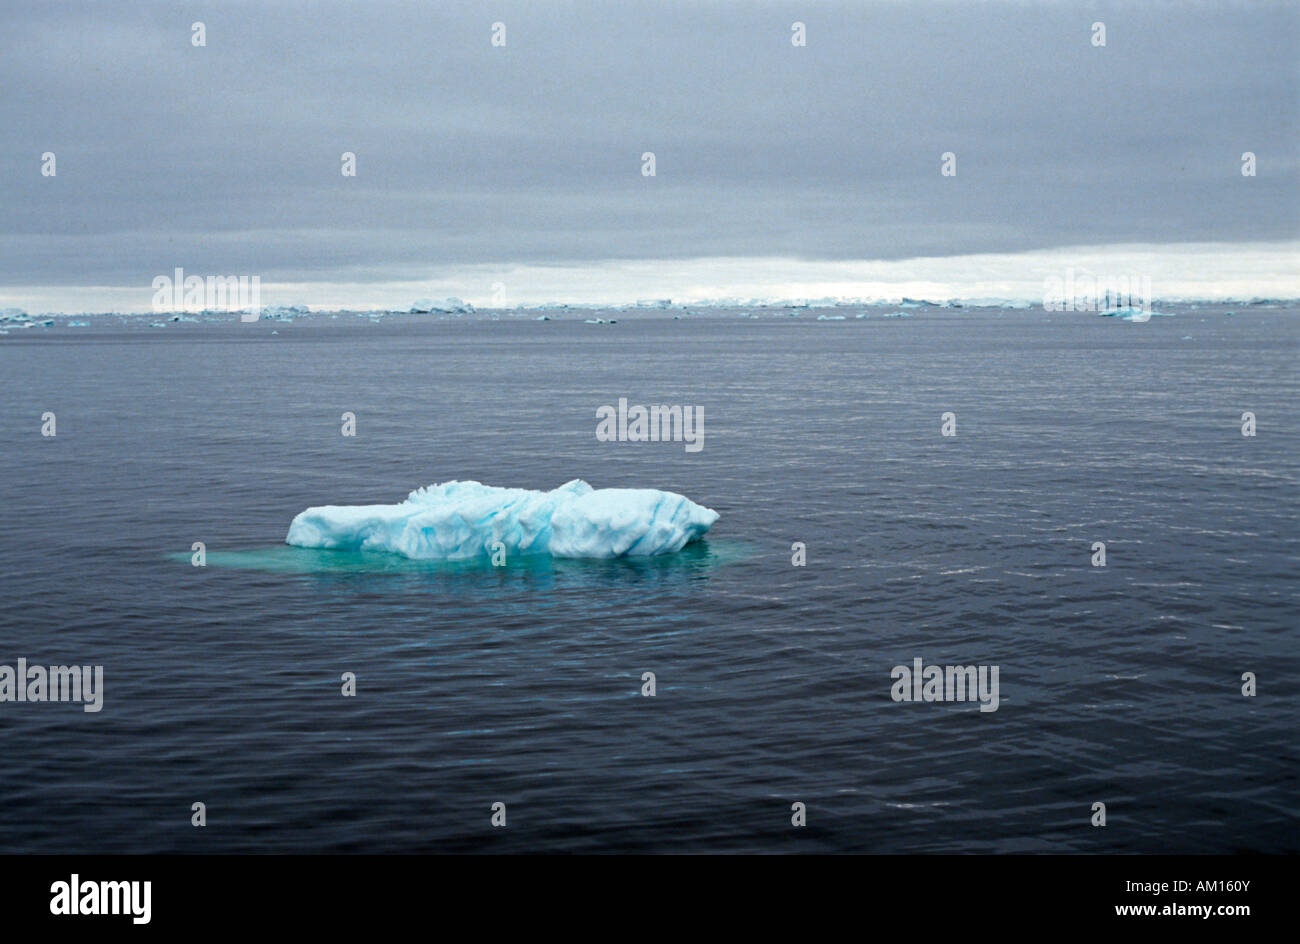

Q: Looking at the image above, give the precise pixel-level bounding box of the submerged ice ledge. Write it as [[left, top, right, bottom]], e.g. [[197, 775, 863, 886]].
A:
[[285, 480, 719, 560]]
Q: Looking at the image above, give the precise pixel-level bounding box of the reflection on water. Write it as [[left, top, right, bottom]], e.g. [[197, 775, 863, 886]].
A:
[[175, 539, 754, 589]]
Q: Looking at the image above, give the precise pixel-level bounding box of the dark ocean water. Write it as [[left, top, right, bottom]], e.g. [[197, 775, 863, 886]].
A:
[[0, 307, 1296, 853]]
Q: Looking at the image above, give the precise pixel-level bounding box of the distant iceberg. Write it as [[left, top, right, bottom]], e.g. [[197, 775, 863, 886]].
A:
[[1100, 307, 1172, 320], [286, 479, 718, 560], [261, 304, 309, 320], [410, 297, 474, 314]]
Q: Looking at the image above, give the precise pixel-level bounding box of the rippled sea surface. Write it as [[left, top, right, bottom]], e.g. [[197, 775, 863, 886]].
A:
[[1, 307, 1296, 853]]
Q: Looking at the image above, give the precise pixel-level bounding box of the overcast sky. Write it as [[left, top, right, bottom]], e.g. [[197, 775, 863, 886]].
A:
[[1, 0, 1296, 308]]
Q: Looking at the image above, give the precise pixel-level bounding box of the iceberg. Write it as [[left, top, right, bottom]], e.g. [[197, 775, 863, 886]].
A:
[[1099, 307, 1173, 321], [285, 479, 718, 560], [410, 297, 474, 314], [261, 304, 309, 320]]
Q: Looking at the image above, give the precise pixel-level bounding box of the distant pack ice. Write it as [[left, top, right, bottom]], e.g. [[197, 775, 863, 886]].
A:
[[285, 479, 718, 560]]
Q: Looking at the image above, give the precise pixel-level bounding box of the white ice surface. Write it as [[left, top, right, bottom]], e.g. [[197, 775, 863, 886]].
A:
[[286, 479, 718, 560]]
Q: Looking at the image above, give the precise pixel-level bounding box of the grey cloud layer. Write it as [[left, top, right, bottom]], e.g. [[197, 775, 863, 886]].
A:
[[1, 0, 1296, 287]]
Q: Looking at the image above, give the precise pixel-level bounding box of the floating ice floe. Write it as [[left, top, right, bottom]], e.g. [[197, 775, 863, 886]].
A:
[[286, 479, 719, 560], [1099, 307, 1172, 320]]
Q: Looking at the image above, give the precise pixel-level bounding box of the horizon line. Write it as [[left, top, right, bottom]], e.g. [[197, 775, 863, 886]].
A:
[[3, 240, 1297, 315]]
